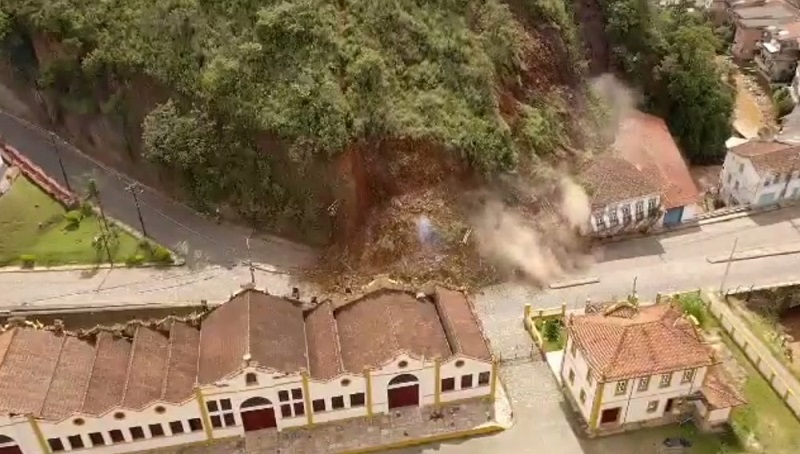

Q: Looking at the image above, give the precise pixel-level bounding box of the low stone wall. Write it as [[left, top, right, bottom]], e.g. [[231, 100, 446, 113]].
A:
[[0, 142, 78, 208]]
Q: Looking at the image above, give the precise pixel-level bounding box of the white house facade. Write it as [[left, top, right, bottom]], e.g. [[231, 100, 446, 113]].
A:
[[720, 140, 800, 207], [0, 285, 496, 454], [560, 301, 745, 435]]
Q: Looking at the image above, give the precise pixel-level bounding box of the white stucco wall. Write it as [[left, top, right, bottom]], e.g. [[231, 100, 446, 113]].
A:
[[561, 337, 596, 423], [438, 356, 494, 403], [680, 203, 700, 223], [597, 367, 708, 427], [589, 193, 662, 234], [720, 151, 800, 206], [0, 418, 41, 454]]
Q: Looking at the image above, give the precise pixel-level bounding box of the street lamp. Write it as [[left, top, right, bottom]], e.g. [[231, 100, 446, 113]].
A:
[[125, 182, 148, 237]]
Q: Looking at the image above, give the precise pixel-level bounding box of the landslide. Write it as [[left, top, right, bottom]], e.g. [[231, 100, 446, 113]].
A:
[[0, 0, 601, 285]]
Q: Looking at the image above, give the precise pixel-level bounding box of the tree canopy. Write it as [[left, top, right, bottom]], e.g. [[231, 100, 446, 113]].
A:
[[602, 0, 734, 164]]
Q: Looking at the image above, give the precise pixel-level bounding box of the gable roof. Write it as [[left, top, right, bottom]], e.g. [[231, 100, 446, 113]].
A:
[[729, 140, 800, 174], [0, 285, 491, 420], [701, 366, 747, 410], [566, 303, 715, 381], [579, 155, 660, 209]]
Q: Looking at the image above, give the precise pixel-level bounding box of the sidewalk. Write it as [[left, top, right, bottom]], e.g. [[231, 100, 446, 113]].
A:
[[705, 291, 800, 417]]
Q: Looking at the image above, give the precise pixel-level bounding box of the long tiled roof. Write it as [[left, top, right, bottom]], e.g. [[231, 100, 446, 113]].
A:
[[729, 140, 800, 174], [566, 303, 715, 381], [579, 155, 660, 209], [0, 286, 491, 420]]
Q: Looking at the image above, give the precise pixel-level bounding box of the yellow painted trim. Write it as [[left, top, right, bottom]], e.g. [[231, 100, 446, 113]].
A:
[[434, 359, 442, 407], [588, 382, 605, 430], [364, 367, 373, 417], [194, 388, 214, 441], [489, 360, 499, 402], [302, 371, 314, 426], [523, 303, 531, 319], [28, 415, 50, 454], [338, 424, 504, 454]]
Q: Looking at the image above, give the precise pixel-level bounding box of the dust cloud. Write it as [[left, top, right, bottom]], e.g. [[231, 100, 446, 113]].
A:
[[471, 178, 593, 285], [590, 74, 641, 141]]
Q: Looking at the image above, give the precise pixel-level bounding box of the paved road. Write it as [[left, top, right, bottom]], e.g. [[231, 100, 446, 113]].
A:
[[0, 111, 316, 269]]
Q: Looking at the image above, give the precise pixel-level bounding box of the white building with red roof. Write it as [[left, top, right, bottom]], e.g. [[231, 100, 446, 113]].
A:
[[0, 281, 496, 454], [720, 139, 800, 206], [561, 301, 745, 435]]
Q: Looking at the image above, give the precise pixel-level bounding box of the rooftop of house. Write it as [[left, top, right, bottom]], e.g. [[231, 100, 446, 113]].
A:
[[579, 155, 660, 210], [0, 284, 491, 421], [734, 1, 800, 27], [701, 366, 747, 409], [729, 139, 800, 174], [566, 301, 716, 381]]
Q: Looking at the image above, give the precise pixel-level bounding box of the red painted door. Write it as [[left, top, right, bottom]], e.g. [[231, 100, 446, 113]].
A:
[[241, 408, 277, 431], [0, 446, 22, 454], [388, 384, 420, 409]]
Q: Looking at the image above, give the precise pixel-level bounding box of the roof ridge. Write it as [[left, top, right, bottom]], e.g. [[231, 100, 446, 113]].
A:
[[37, 333, 69, 417], [160, 321, 178, 400], [79, 333, 105, 411], [432, 290, 460, 355], [120, 326, 142, 406], [327, 302, 347, 374], [605, 326, 631, 377]]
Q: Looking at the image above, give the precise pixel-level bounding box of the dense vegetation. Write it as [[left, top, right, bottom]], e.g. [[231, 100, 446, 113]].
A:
[[0, 0, 580, 239], [602, 0, 734, 164]]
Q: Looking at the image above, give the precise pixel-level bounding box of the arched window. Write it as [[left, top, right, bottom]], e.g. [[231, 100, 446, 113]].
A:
[[241, 396, 272, 409], [246, 372, 258, 386], [388, 373, 419, 386], [0, 435, 15, 446]]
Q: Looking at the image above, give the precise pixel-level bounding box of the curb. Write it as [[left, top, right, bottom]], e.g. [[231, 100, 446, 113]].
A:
[[707, 247, 800, 264], [336, 424, 505, 454], [549, 277, 600, 290], [0, 261, 185, 274]]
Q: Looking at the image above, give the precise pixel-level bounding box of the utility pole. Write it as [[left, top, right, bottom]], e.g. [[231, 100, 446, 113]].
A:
[[125, 182, 148, 237], [719, 237, 740, 295], [246, 234, 255, 285], [49, 132, 72, 192]]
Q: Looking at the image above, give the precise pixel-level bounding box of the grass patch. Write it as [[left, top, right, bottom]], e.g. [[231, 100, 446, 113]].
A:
[[0, 177, 158, 267], [534, 318, 566, 352]]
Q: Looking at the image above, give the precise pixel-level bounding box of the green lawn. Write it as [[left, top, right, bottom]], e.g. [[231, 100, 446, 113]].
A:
[[534, 318, 566, 352], [0, 177, 151, 267]]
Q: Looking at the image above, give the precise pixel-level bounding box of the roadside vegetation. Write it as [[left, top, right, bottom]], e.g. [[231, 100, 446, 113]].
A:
[[601, 0, 734, 164], [0, 177, 169, 267]]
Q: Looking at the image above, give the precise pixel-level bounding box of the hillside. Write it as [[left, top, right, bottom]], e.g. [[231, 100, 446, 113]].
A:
[[0, 0, 602, 286]]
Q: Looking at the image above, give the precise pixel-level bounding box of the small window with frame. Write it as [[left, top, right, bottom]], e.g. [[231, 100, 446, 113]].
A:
[[615, 380, 628, 396]]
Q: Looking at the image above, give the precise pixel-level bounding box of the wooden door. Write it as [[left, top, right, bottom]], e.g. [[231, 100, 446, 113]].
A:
[[0, 446, 22, 454], [241, 408, 277, 432], [388, 384, 419, 409]]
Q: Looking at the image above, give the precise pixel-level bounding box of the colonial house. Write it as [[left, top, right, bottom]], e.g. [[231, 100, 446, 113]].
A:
[[755, 22, 800, 82], [719, 139, 800, 206], [560, 301, 746, 435], [581, 111, 701, 236], [0, 284, 496, 454], [731, 2, 800, 60]]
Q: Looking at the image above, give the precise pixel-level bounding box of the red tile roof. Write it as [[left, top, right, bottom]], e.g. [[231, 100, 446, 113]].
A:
[[566, 303, 715, 381], [121, 327, 171, 409], [434, 287, 492, 361], [701, 366, 746, 410], [579, 155, 660, 209], [305, 301, 345, 379], [614, 111, 701, 209], [729, 140, 800, 174]]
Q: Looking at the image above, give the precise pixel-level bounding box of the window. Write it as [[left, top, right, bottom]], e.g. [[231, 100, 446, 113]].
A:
[[609, 207, 619, 227], [113, 412, 126, 420], [682, 369, 695, 384], [615, 380, 627, 396], [586, 371, 593, 386], [188, 419, 204, 432], [441, 377, 456, 392], [169, 421, 185, 435], [478, 371, 491, 386], [350, 393, 366, 407], [220, 399, 232, 411], [461, 374, 474, 389], [635, 201, 644, 221], [149, 424, 165, 438], [398, 360, 409, 368], [207, 399, 236, 427], [246, 372, 258, 386], [622, 205, 632, 224], [280, 405, 292, 418], [341, 378, 351, 386], [291, 388, 303, 400], [648, 198, 658, 216], [206, 400, 218, 412], [130, 426, 145, 440], [455, 359, 465, 368], [332, 396, 345, 409], [638, 376, 650, 392], [278, 388, 305, 418], [154, 405, 166, 414], [660, 373, 672, 388], [568, 369, 575, 385], [48, 438, 65, 452], [109, 430, 125, 443], [579, 389, 586, 404], [647, 400, 659, 413], [211, 415, 223, 428], [67, 435, 84, 450], [313, 399, 326, 413], [293, 402, 305, 416], [594, 213, 606, 230], [278, 390, 290, 402], [73, 418, 85, 426], [89, 433, 105, 446]]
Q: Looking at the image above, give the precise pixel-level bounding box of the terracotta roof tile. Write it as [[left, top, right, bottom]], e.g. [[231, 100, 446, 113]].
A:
[[730, 140, 800, 174], [614, 111, 700, 209], [198, 292, 249, 383], [701, 365, 747, 409], [40, 335, 95, 420], [305, 302, 344, 379], [122, 327, 170, 409], [567, 303, 714, 381], [81, 332, 132, 415], [580, 155, 660, 209], [0, 328, 64, 416], [162, 322, 200, 403], [248, 292, 308, 373], [335, 290, 452, 371], [433, 287, 492, 361]]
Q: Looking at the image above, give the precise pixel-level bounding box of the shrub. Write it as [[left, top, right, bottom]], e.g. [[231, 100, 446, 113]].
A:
[[774, 87, 795, 118], [152, 246, 173, 264], [542, 319, 563, 342], [19, 254, 35, 268], [679, 294, 706, 326], [125, 254, 145, 267], [80, 201, 94, 217], [64, 210, 83, 228], [138, 239, 153, 252]]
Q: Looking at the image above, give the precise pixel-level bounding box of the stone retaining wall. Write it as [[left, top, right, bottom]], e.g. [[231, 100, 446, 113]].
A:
[[0, 142, 78, 208]]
